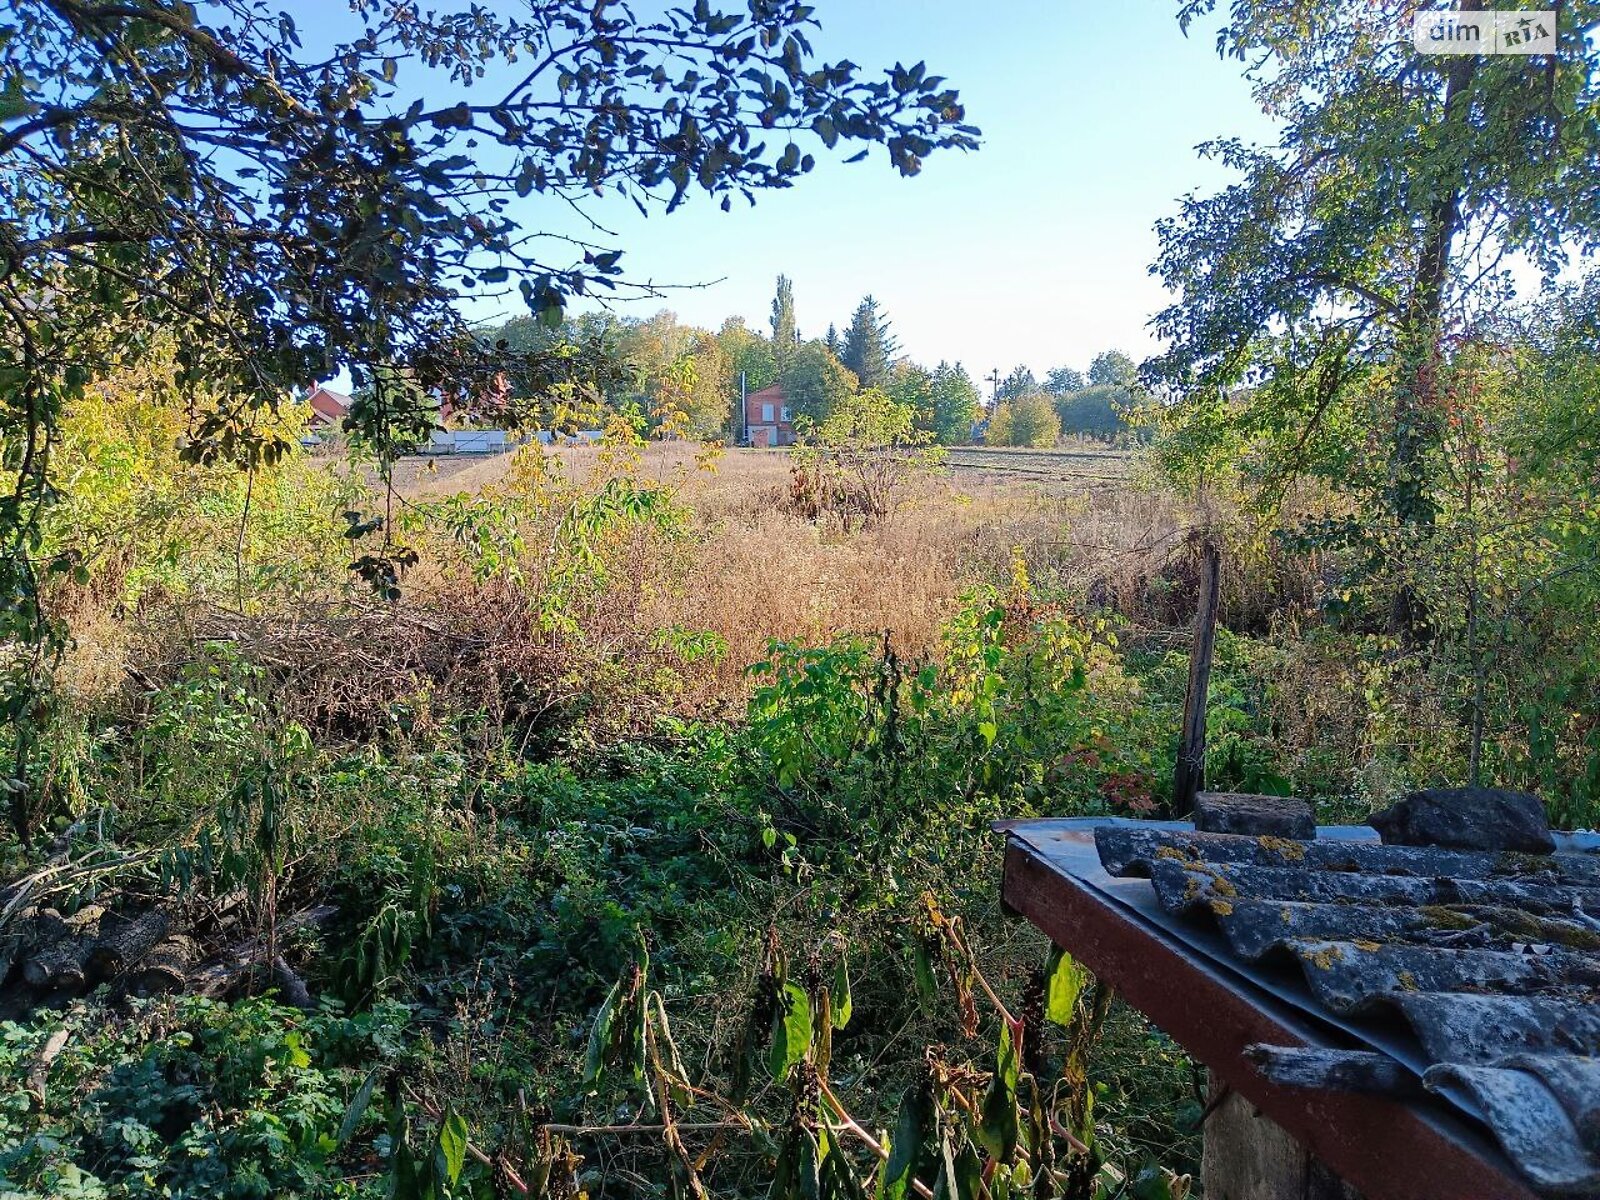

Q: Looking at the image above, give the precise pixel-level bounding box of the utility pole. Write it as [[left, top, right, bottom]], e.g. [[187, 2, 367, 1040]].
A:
[[985, 367, 1001, 412], [738, 370, 747, 445]]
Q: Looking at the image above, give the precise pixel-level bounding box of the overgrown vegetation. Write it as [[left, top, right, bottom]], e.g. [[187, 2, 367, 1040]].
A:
[[1, 1, 1598, 1197]]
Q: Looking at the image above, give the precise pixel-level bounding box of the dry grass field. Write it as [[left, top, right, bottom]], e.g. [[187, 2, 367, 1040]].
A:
[[384, 441, 1189, 702]]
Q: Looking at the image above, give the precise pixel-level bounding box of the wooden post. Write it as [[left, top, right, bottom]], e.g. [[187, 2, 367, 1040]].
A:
[[1173, 534, 1222, 816], [1203, 1086, 1363, 1200]]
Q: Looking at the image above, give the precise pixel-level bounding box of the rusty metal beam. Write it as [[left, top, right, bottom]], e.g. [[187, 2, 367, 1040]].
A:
[[1002, 836, 1540, 1200]]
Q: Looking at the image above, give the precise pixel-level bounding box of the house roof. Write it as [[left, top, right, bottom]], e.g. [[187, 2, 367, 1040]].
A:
[[307, 385, 351, 410], [747, 383, 786, 403], [1003, 816, 1600, 1199]]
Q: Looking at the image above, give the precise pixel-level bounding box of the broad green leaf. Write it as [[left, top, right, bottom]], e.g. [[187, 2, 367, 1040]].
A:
[[951, 1141, 984, 1200], [821, 1131, 869, 1200], [832, 954, 853, 1029], [1045, 945, 1088, 1026], [977, 1022, 1019, 1162], [0, 77, 35, 123], [282, 1031, 311, 1069], [769, 980, 813, 1081], [880, 1082, 933, 1200], [799, 1127, 823, 1200], [435, 1108, 469, 1186], [390, 1136, 424, 1200], [336, 1067, 382, 1147], [1130, 1159, 1177, 1200], [931, 1132, 981, 1200], [582, 979, 620, 1086]]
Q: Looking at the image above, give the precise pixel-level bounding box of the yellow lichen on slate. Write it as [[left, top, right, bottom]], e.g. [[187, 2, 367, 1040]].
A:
[[1304, 944, 1345, 970], [1257, 835, 1307, 862]]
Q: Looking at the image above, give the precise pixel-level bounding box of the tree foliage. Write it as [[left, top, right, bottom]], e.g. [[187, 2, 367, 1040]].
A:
[[1044, 366, 1086, 395], [783, 340, 858, 426], [1055, 385, 1134, 442], [770, 275, 800, 377], [1087, 351, 1137, 388], [987, 392, 1059, 448], [790, 387, 938, 528], [994, 365, 1038, 405], [927, 361, 982, 445], [1152, 0, 1600, 528]]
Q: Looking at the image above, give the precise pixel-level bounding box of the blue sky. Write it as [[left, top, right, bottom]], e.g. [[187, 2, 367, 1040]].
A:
[[311, 2, 1280, 386]]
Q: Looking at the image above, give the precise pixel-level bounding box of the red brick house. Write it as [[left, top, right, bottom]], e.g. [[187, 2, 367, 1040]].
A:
[[305, 385, 352, 428], [744, 383, 795, 447]]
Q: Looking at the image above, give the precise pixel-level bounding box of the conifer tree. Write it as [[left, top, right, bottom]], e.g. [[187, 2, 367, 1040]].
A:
[[840, 295, 897, 389]]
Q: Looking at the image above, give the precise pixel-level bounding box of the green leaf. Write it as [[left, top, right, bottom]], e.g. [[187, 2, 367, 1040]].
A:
[[336, 1067, 382, 1147], [931, 1133, 967, 1200], [977, 1023, 1019, 1162], [821, 1129, 870, 1200], [831, 954, 852, 1030], [769, 980, 813, 1081], [880, 1082, 934, 1200], [435, 1108, 469, 1187], [0, 76, 36, 123], [1045, 945, 1087, 1026], [391, 1135, 424, 1200], [583, 979, 620, 1086], [932, 1136, 983, 1200]]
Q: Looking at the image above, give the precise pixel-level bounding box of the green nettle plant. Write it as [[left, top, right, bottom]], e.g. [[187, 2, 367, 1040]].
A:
[[746, 554, 1164, 845]]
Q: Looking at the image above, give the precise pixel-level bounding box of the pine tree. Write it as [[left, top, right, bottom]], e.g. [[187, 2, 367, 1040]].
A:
[[840, 295, 896, 389], [824, 323, 840, 356], [770, 275, 799, 376]]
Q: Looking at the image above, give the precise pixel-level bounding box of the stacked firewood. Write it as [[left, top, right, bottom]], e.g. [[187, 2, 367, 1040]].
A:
[[0, 892, 332, 1020]]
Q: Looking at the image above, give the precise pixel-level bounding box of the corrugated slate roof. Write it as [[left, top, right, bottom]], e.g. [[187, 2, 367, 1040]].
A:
[[1095, 824, 1600, 1195]]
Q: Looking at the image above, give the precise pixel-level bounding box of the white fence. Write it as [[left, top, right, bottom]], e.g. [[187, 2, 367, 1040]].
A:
[[428, 430, 508, 455]]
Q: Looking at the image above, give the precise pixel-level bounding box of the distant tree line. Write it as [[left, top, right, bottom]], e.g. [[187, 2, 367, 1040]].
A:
[[985, 349, 1147, 447], [483, 276, 1151, 450], [485, 277, 986, 446]]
